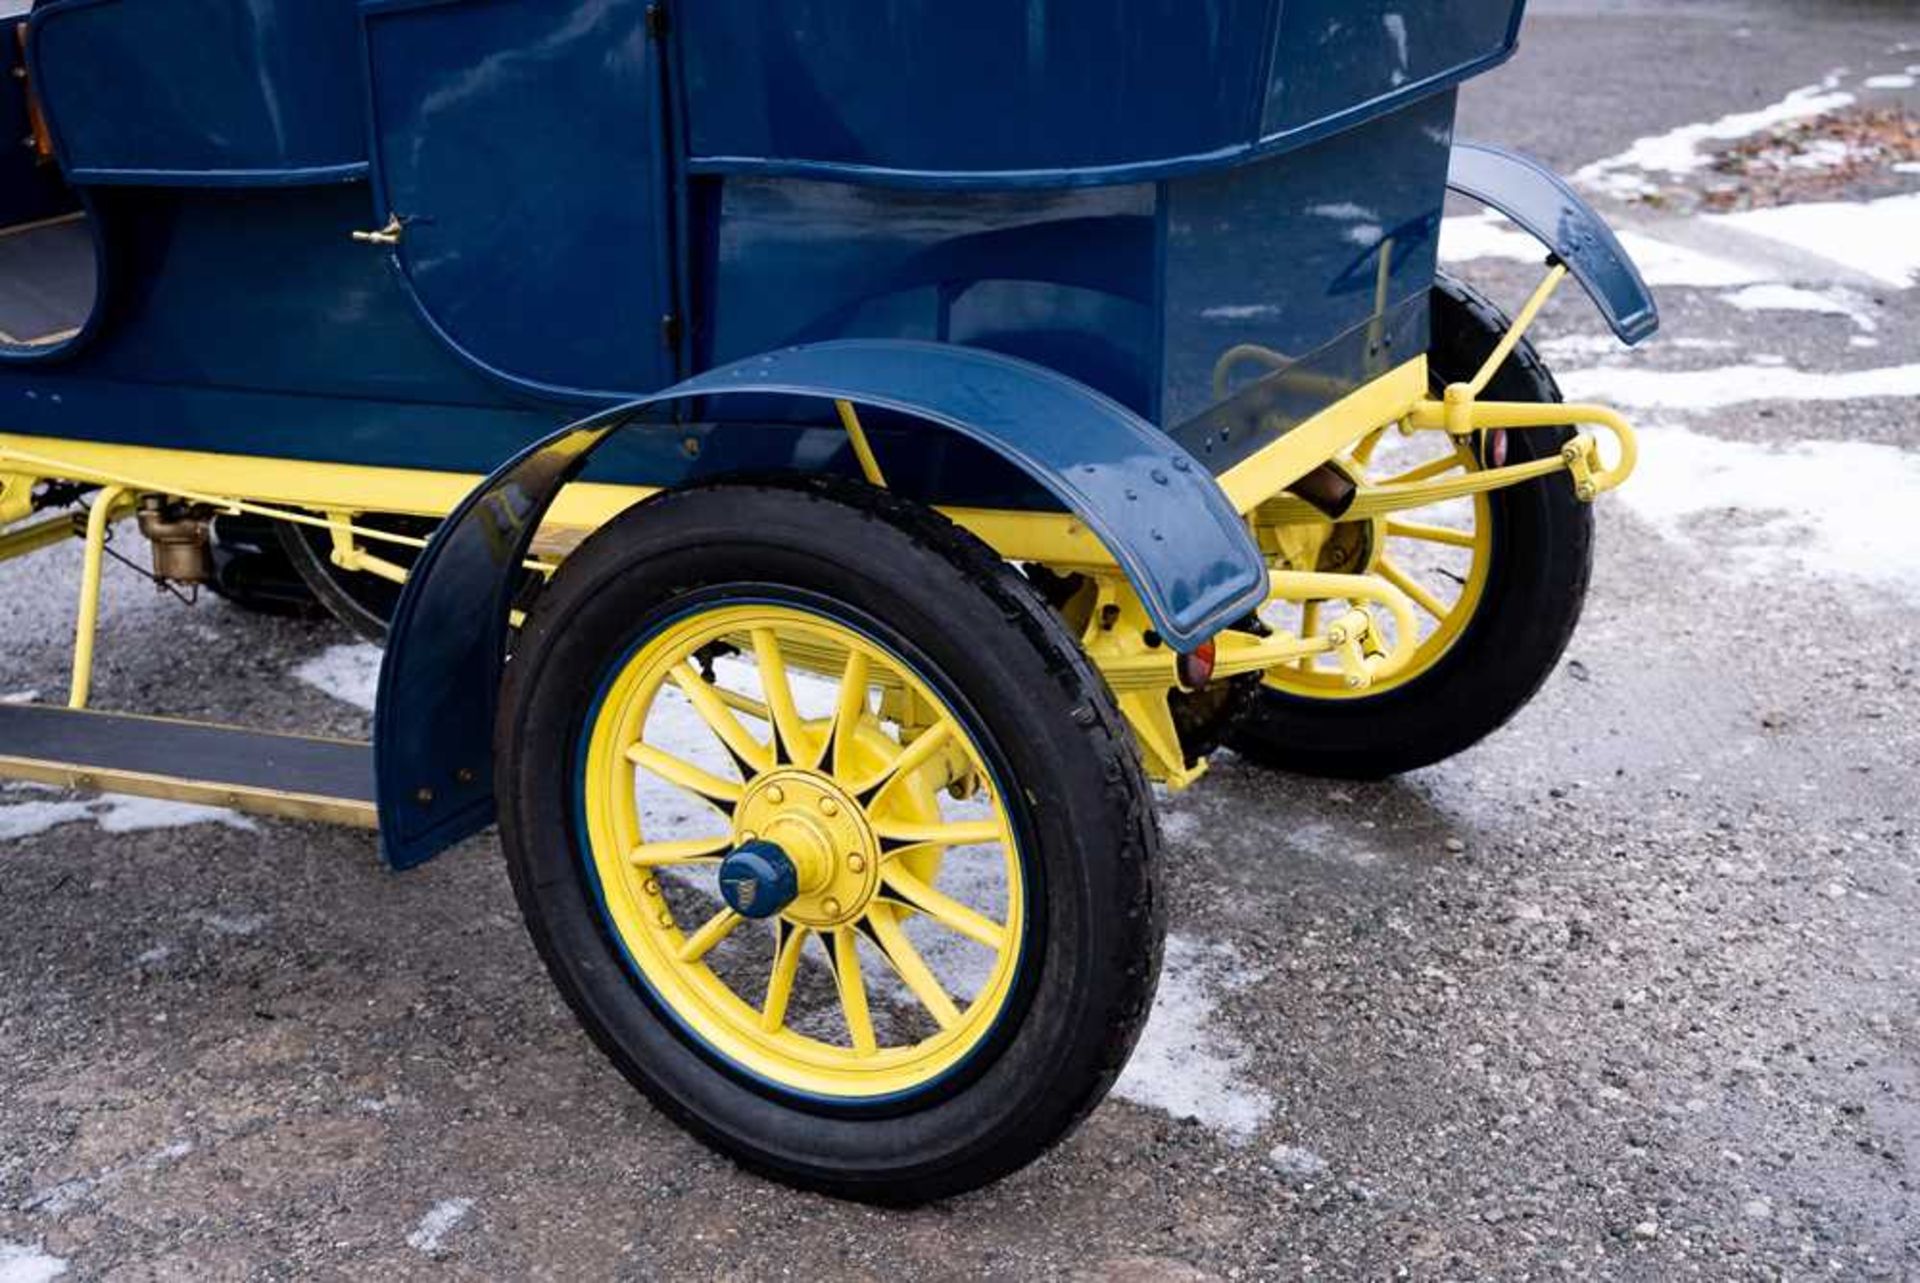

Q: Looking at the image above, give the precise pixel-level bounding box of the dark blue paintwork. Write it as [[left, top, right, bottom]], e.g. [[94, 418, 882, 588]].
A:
[[718, 842, 800, 920], [1446, 142, 1660, 345], [376, 339, 1270, 867], [362, 0, 679, 398], [26, 0, 366, 186], [678, 0, 1521, 189]]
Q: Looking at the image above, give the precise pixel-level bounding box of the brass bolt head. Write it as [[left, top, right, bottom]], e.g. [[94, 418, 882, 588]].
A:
[[643, 878, 661, 896], [766, 785, 785, 805], [819, 797, 839, 817], [657, 911, 673, 928], [847, 853, 866, 873], [822, 896, 842, 917]]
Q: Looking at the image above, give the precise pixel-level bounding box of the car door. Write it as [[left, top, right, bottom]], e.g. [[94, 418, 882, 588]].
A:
[[360, 0, 677, 399]]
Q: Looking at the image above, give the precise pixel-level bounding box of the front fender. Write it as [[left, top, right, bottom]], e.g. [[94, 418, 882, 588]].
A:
[[1447, 141, 1660, 345], [372, 339, 1267, 868]]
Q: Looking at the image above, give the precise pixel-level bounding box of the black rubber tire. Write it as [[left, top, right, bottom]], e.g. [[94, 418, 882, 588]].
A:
[[1225, 274, 1594, 779], [276, 517, 432, 645], [496, 476, 1164, 1204]]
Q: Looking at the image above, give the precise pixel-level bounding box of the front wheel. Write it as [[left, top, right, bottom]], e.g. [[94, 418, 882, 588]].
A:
[[496, 478, 1162, 1203], [1226, 274, 1594, 778]]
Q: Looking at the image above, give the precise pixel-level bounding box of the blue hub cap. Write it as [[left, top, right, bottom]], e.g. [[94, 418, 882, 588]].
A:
[[717, 840, 800, 920]]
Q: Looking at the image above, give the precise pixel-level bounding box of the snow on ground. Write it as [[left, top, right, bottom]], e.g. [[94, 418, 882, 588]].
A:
[[294, 642, 382, 714], [1112, 934, 1275, 1143], [1863, 73, 1915, 90], [0, 1244, 66, 1283], [405, 1198, 475, 1255], [1703, 192, 1920, 289], [1440, 214, 1773, 287], [1613, 425, 1920, 602], [0, 791, 255, 843], [1573, 75, 1854, 200], [1558, 362, 1920, 411], [1718, 283, 1878, 331]]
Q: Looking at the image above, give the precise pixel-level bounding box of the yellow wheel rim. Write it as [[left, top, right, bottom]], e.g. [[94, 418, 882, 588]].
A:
[[579, 601, 1026, 1100], [1260, 428, 1496, 700]]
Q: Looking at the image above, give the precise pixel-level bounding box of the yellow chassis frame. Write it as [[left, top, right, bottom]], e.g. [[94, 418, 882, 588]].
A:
[[0, 265, 1636, 789]]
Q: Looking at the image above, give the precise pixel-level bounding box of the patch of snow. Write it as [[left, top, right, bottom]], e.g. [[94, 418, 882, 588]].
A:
[[1615, 230, 1773, 288], [1558, 362, 1920, 410], [0, 796, 254, 843], [1268, 1144, 1331, 1184], [1535, 333, 1622, 362], [1616, 425, 1920, 601], [1705, 193, 1920, 288], [1863, 73, 1915, 89], [1894, 161, 1920, 175], [1112, 934, 1274, 1143], [0, 1244, 67, 1283], [294, 643, 382, 713], [1851, 335, 1882, 348], [20, 1141, 193, 1219], [192, 911, 269, 938], [406, 1197, 475, 1254], [0, 690, 39, 704], [1718, 283, 1877, 330], [1439, 212, 1542, 265], [1575, 77, 1855, 199]]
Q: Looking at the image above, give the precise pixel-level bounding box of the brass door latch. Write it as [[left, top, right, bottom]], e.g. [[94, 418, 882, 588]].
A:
[[351, 214, 404, 246]]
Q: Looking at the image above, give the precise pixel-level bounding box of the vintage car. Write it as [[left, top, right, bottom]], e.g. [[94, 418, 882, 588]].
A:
[[0, 0, 1651, 1201]]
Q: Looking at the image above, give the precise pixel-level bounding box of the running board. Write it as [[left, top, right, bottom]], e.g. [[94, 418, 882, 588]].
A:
[[0, 703, 377, 828]]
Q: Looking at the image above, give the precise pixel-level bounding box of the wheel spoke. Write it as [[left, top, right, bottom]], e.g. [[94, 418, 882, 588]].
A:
[[825, 926, 878, 1055], [857, 718, 958, 801], [761, 920, 809, 1033], [880, 864, 1007, 951], [677, 906, 744, 964], [628, 835, 731, 868], [873, 818, 1002, 848], [1380, 453, 1465, 487], [1377, 556, 1449, 621], [863, 905, 962, 1029], [751, 628, 819, 769], [1350, 425, 1390, 468], [1298, 599, 1322, 672], [626, 742, 743, 811], [828, 649, 871, 780], [1386, 518, 1477, 549], [671, 664, 773, 774]]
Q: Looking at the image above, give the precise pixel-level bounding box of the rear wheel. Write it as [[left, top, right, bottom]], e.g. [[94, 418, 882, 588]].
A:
[[1226, 274, 1594, 778], [497, 478, 1162, 1203]]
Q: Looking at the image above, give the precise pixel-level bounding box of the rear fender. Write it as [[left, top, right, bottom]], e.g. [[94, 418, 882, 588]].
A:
[[372, 339, 1266, 868], [1447, 141, 1660, 345]]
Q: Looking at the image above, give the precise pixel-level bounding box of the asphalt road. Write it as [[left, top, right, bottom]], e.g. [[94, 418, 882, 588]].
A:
[[4, 3, 1918, 1279]]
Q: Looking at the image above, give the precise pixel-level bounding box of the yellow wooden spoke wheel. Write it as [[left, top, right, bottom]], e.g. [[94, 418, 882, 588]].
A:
[[496, 480, 1162, 1203], [579, 603, 1026, 1100], [1226, 276, 1595, 779]]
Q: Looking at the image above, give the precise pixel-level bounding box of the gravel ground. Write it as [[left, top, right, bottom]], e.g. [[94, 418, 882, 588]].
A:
[[3, 2, 1918, 1278]]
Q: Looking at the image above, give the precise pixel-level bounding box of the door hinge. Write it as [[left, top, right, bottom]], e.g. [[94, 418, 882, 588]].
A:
[[645, 3, 668, 38], [661, 313, 683, 350]]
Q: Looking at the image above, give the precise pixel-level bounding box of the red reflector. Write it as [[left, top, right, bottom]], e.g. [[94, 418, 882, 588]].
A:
[[1177, 640, 1217, 691]]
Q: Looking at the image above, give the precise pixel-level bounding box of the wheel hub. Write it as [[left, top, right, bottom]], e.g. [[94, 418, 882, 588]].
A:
[[730, 768, 879, 928]]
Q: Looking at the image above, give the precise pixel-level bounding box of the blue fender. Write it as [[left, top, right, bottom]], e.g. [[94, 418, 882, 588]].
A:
[[1447, 142, 1660, 345], [372, 339, 1267, 869]]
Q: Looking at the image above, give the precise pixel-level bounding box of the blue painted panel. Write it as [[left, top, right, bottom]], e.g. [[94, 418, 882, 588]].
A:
[[678, 0, 1521, 189], [362, 0, 676, 399], [1446, 141, 1660, 345], [377, 341, 1270, 867], [680, 0, 1273, 185], [1262, 0, 1520, 139], [698, 178, 1159, 416], [26, 0, 367, 184], [1162, 93, 1452, 450]]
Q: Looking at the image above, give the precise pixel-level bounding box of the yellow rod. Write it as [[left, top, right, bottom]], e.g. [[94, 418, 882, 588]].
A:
[[69, 485, 126, 710], [835, 400, 887, 488], [1464, 263, 1568, 399]]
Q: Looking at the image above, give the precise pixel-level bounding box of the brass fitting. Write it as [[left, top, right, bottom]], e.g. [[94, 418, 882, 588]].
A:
[[136, 496, 213, 584]]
